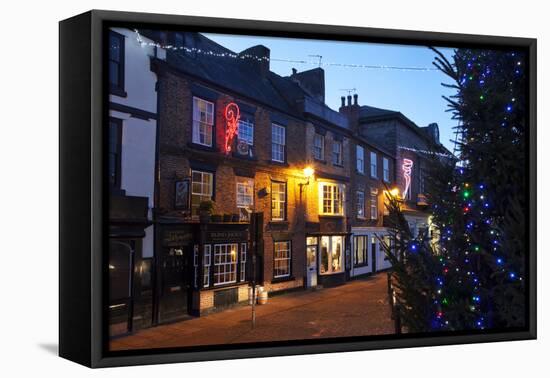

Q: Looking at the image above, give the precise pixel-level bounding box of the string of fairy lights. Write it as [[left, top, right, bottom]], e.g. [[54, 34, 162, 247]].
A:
[[429, 51, 524, 331], [397, 146, 454, 158], [134, 29, 440, 72]]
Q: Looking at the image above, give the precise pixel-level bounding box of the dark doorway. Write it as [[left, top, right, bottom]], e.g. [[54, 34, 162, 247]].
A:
[[158, 246, 192, 323], [108, 239, 135, 337]]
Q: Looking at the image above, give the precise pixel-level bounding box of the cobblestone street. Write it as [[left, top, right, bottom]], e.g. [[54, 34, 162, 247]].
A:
[[110, 273, 395, 351]]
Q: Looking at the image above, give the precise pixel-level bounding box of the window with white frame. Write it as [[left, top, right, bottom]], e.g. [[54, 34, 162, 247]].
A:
[[213, 244, 238, 285], [356, 145, 364, 173], [273, 241, 291, 278], [383, 157, 390, 182], [354, 235, 368, 266], [370, 151, 378, 178], [357, 190, 365, 218], [191, 170, 213, 217], [370, 187, 379, 220], [319, 182, 345, 215], [240, 243, 247, 282], [193, 245, 199, 288], [203, 245, 211, 287], [236, 178, 254, 209], [332, 140, 343, 166], [238, 119, 254, 145], [192, 97, 214, 147], [271, 181, 286, 221], [271, 124, 286, 162], [313, 133, 325, 160]]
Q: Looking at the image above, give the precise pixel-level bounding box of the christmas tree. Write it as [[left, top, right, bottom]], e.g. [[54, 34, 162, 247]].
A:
[[382, 47, 527, 332]]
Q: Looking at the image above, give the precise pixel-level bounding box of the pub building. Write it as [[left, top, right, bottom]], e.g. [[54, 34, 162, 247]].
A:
[[145, 29, 313, 322]]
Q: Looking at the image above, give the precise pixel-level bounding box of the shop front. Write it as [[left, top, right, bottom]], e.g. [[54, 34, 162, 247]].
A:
[[305, 233, 349, 288], [350, 227, 393, 277], [154, 219, 250, 323]]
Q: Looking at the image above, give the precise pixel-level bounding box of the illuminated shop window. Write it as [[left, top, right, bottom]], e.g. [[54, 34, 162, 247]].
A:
[[320, 235, 344, 274]]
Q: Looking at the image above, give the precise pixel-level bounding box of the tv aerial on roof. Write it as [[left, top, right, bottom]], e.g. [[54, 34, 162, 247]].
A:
[[339, 88, 357, 96], [308, 54, 323, 67]]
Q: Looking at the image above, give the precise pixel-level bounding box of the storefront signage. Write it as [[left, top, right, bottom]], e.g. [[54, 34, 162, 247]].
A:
[[162, 230, 193, 246], [207, 230, 248, 243]]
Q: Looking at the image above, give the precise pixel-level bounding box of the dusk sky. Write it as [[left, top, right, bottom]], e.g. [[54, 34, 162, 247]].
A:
[[205, 33, 457, 152]]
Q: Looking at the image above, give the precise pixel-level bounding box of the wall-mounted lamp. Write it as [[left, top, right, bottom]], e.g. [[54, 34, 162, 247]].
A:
[[303, 166, 315, 185], [388, 187, 400, 197]]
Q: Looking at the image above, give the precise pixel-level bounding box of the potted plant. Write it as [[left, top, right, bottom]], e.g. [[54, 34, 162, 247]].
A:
[[223, 213, 232, 222], [211, 214, 223, 222], [198, 200, 214, 223], [231, 213, 240, 222]]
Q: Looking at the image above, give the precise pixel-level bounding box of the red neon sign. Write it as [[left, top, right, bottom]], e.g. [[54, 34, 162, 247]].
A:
[[224, 102, 240, 154]]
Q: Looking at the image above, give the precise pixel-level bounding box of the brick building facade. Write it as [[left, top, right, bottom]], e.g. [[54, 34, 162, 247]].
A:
[[147, 30, 313, 320], [339, 95, 398, 276]]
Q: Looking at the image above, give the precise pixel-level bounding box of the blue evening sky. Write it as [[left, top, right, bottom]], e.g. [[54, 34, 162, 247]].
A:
[[204, 33, 457, 152]]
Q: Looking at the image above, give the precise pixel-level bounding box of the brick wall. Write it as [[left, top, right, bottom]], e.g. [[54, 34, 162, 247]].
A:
[[348, 139, 396, 229], [155, 65, 309, 292], [359, 118, 434, 211]]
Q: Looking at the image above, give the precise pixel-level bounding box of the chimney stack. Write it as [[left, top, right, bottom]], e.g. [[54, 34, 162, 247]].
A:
[[238, 45, 270, 77], [341, 96, 346, 107], [292, 68, 297, 75], [347, 95, 352, 106], [353, 94, 358, 105]]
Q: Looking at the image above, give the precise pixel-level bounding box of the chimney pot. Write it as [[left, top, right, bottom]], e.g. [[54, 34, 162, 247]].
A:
[[347, 95, 352, 106], [353, 94, 358, 105], [341, 96, 346, 107]]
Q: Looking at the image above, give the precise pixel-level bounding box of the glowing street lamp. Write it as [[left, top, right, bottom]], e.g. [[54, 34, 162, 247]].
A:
[[303, 166, 314, 185]]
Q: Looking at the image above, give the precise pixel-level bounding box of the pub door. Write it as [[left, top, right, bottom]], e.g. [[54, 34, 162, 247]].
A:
[[158, 246, 192, 323]]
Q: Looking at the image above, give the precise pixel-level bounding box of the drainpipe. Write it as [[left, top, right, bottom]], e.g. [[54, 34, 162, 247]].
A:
[[151, 76, 162, 326]]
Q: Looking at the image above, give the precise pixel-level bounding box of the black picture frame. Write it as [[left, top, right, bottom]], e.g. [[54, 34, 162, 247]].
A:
[[59, 9, 537, 368], [175, 178, 191, 210]]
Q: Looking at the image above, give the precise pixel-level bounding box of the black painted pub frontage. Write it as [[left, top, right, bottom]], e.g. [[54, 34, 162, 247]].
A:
[[108, 208, 252, 337]]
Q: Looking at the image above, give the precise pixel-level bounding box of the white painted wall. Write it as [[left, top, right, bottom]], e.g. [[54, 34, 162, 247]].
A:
[[108, 28, 164, 260], [143, 226, 155, 258], [109, 27, 164, 113], [350, 227, 392, 276], [109, 110, 156, 210]]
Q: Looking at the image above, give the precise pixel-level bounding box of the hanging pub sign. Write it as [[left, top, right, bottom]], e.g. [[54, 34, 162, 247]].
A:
[[174, 178, 190, 210]]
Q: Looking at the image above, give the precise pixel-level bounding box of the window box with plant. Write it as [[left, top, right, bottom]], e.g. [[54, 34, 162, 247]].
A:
[[198, 200, 215, 223]]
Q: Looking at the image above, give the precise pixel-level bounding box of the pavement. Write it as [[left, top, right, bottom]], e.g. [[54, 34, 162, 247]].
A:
[[110, 273, 395, 351]]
